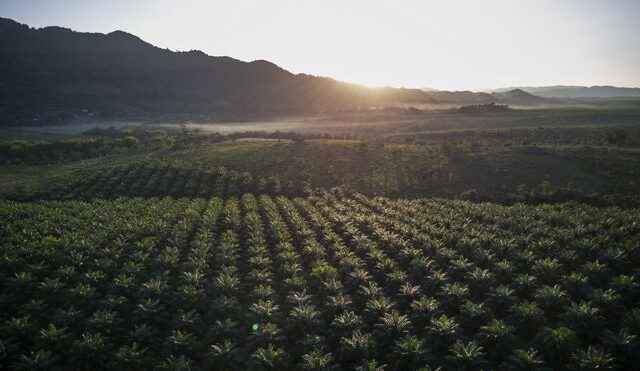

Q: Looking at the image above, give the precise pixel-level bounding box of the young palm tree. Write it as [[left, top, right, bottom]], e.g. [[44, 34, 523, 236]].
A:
[[300, 349, 334, 370], [534, 285, 568, 316], [398, 282, 422, 305], [156, 355, 194, 371], [570, 346, 615, 371], [410, 297, 441, 327], [447, 340, 489, 370], [509, 301, 546, 336], [250, 300, 280, 322], [332, 311, 364, 341], [364, 296, 395, 324], [562, 301, 604, 341], [536, 326, 578, 368], [71, 332, 109, 368], [38, 324, 70, 352], [501, 348, 548, 371], [12, 349, 56, 370], [374, 310, 411, 339], [325, 293, 353, 315], [428, 315, 459, 350], [127, 323, 158, 346], [289, 303, 320, 332], [207, 339, 241, 370], [355, 358, 387, 371], [459, 301, 492, 331], [479, 319, 517, 357], [111, 342, 148, 369], [339, 330, 376, 363], [166, 329, 196, 355], [250, 344, 289, 370], [389, 334, 427, 369]]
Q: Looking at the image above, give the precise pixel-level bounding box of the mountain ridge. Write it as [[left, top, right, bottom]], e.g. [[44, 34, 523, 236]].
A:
[[489, 85, 640, 99], [1, 17, 561, 123]]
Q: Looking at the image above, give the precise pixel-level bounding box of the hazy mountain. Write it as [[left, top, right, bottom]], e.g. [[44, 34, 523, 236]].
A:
[[0, 18, 438, 121], [490, 86, 640, 99], [0, 18, 564, 123], [489, 89, 552, 105]]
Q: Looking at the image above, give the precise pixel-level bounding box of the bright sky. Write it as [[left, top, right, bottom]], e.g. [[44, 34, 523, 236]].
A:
[[2, 0, 639, 91]]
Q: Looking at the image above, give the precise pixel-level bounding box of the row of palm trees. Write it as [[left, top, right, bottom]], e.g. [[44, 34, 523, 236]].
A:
[[1, 194, 639, 369], [36, 161, 294, 201]]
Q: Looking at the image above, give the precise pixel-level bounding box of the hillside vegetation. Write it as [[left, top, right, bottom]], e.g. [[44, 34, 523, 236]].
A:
[[1, 125, 639, 206]]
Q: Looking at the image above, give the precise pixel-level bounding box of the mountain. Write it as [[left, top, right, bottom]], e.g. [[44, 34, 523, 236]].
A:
[[490, 86, 640, 99], [489, 89, 552, 105], [0, 18, 438, 122], [0, 18, 565, 124]]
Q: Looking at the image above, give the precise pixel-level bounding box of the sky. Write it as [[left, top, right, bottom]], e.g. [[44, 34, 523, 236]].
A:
[[1, 0, 639, 91]]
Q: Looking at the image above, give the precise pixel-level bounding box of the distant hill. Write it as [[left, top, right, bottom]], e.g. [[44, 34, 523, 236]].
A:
[[426, 90, 496, 104], [489, 89, 552, 105], [455, 102, 511, 114], [490, 86, 640, 99]]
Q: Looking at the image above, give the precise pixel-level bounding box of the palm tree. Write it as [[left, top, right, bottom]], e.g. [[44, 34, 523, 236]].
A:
[[374, 310, 411, 340], [459, 301, 492, 330], [248, 323, 284, 348], [364, 296, 395, 324], [166, 330, 196, 355], [250, 300, 280, 322], [250, 343, 289, 370], [339, 330, 376, 364], [38, 324, 70, 352], [570, 346, 615, 371], [207, 339, 241, 370], [447, 340, 488, 370], [410, 297, 441, 327], [479, 319, 516, 358], [208, 318, 239, 339], [428, 315, 459, 350], [600, 328, 639, 364], [112, 342, 148, 369], [532, 258, 563, 284], [300, 349, 333, 370], [501, 348, 548, 371], [355, 358, 387, 371], [127, 323, 158, 346], [534, 285, 568, 316], [325, 293, 353, 315], [156, 355, 194, 371], [390, 335, 427, 369], [536, 326, 578, 368], [289, 303, 320, 333], [562, 301, 603, 337], [71, 332, 109, 368], [438, 283, 469, 309], [12, 350, 56, 370], [509, 301, 546, 336], [398, 282, 422, 307], [332, 311, 364, 335]]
